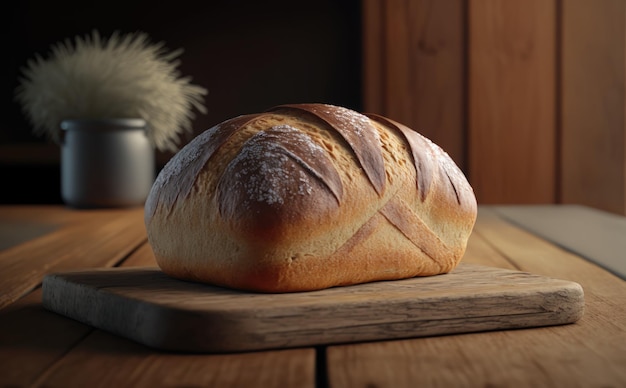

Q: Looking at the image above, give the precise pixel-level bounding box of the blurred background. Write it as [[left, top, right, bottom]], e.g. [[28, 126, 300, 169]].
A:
[[2, 0, 625, 216]]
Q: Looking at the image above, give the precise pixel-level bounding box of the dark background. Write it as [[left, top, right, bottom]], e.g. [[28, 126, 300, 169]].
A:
[[2, 0, 362, 203]]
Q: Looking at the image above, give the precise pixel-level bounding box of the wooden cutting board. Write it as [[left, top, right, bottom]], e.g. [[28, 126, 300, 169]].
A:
[[41, 263, 584, 353]]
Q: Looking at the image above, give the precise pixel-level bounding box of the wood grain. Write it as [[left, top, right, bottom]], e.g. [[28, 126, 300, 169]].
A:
[[0, 204, 84, 223], [0, 207, 147, 386], [560, 0, 626, 215], [492, 204, 626, 279], [41, 263, 583, 353], [0, 288, 92, 387], [362, 0, 466, 169], [0, 219, 59, 251], [119, 241, 158, 267], [468, 0, 557, 204], [15, 228, 315, 388], [32, 331, 315, 388], [0, 207, 146, 309], [362, 0, 384, 114], [326, 208, 626, 387]]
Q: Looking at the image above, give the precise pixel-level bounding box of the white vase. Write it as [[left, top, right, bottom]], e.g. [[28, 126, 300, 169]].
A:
[[60, 118, 155, 208]]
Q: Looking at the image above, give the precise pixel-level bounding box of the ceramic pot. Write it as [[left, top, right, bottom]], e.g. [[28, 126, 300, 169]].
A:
[[60, 118, 155, 208]]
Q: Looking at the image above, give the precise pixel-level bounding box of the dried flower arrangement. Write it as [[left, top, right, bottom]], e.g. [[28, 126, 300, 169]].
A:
[[14, 30, 208, 152]]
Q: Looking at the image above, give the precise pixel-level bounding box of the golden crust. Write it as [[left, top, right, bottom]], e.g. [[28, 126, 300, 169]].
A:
[[145, 104, 477, 292]]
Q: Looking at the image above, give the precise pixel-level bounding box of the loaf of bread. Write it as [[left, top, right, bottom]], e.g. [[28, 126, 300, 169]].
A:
[[144, 103, 477, 292]]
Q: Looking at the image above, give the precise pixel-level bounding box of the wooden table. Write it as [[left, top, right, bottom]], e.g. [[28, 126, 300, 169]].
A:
[[1, 204, 625, 387]]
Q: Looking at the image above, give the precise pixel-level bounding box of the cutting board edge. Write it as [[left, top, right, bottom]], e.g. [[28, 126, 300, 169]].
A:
[[41, 264, 586, 353]]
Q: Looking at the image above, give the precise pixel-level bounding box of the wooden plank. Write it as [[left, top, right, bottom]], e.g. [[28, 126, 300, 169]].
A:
[[41, 263, 583, 353], [0, 207, 146, 309], [0, 288, 92, 387], [468, 0, 557, 203], [492, 204, 626, 279], [560, 0, 626, 215], [0, 208, 146, 387], [0, 205, 114, 251], [362, 0, 384, 114], [1, 300, 315, 388], [119, 241, 158, 267], [0, 204, 97, 224], [0, 234, 315, 388], [33, 331, 315, 388], [0, 219, 59, 251], [362, 0, 465, 169], [33, 242, 316, 387], [461, 223, 519, 270], [327, 207, 626, 387]]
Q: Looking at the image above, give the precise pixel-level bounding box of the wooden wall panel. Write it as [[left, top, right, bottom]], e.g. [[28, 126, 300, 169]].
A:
[[561, 0, 626, 215], [363, 0, 626, 214], [468, 0, 557, 204], [362, 0, 384, 115], [362, 0, 466, 170]]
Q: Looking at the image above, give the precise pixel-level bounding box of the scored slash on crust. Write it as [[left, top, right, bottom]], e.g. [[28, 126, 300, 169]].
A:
[[273, 104, 387, 196], [216, 124, 343, 218]]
